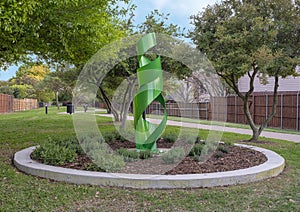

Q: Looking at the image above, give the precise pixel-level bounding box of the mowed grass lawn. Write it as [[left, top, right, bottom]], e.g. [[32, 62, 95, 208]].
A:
[[0, 107, 299, 211]]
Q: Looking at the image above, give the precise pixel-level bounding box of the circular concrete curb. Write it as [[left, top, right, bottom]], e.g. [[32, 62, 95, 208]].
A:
[[14, 144, 285, 189]]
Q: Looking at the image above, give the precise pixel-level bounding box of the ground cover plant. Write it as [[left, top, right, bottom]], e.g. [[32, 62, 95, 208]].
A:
[[0, 107, 299, 211]]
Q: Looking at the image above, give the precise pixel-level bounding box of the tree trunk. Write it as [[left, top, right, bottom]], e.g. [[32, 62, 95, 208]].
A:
[[120, 78, 136, 130], [56, 91, 60, 110], [248, 75, 279, 141], [99, 86, 120, 121]]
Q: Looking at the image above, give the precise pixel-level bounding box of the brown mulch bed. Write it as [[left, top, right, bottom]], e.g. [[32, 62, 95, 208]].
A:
[[35, 140, 268, 175]]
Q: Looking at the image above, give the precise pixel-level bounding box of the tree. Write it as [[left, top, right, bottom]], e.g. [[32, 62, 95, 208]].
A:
[[42, 76, 65, 110], [190, 0, 300, 141], [0, 0, 131, 69], [96, 10, 190, 128], [10, 64, 50, 85]]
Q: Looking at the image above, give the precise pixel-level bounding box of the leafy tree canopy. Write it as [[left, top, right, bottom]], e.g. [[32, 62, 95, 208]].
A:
[[0, 0, 131, 69], [189, 0, 300, 141], [10, 64, 50, 85]]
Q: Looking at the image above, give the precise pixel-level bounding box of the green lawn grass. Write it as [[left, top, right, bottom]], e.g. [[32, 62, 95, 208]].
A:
[[0, 107, 299, 211]]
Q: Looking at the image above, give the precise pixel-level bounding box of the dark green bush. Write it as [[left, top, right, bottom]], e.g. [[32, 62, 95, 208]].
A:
[[32, 142, 76, 165], [217, 145, 229, 154], [102, 132, 116, 143], [189, 143, 204, 157], [52, 137, 84, 155], [215, 151, 224, 158]]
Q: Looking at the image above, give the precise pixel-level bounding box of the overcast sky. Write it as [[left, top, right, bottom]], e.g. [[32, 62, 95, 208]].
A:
[[0, 0, 219, 81]]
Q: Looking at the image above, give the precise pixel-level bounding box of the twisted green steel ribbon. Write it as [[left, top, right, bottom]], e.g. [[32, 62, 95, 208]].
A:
[[134, 33, 167, 151]]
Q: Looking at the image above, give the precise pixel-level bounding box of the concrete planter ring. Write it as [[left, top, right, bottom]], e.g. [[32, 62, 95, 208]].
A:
[[14, 144, 285, 189]]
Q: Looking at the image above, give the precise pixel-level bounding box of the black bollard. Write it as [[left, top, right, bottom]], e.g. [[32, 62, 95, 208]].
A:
[[45, 104, 48, 114]]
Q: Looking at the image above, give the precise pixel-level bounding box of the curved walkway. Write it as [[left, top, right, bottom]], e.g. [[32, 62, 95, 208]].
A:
[[97, 113, 300, 143]]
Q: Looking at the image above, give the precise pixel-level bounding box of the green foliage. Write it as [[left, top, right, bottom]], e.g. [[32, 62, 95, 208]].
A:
[[161, 147, 185, 164], [32, 142, 76, 165], [0, 0, 131, 68], [224, 141, 233, 146], [11, 84, 35, 98], [214, 144, 230, 159], [0, 85, 13, 95], [77, 134, 125, 172], [78, 134, 104, 154], [117, 148, 140, 162], [217, 145, 229, 154], [102, 132, 117, 143], [162, 132, 177, 143], [189, 143, 204, 157], [51, 137, 84, 155], [190, 0, 299, 80], [89, 147, 125, 172], [117, 148, 153, 162], [138, 150, 153, 159], [189, 0, 300, 141]]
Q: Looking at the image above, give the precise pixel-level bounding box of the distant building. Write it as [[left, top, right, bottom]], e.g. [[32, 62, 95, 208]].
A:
[[238, 66, 300, 93]]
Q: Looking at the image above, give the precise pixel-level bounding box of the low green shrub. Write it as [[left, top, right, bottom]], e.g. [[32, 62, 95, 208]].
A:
[[139, 150, 152, 159], [179, 133, 195, 144], [89, 147, 125, 172], [161, 147, 185, 164], [53, 137, 84, 155], [117, 148, 140, 162], [224, 141, 233, 146], [162, 132, 178, 143], [32, 142, 76, 165], [102, 132, 116, 143], [217, 145, 229, 154], [79, 137, 101, 154], [117, 148, 153, 161], [215, 151, 224, 158], [189, 143, 204, 157]]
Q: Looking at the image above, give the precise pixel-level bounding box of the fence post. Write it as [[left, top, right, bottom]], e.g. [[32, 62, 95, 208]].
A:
[[265, 93, 268, 128], [296, 92, 299, 131], [280, 94, 283, 129], [234, 95, 237, 123], [226, 95, 228, 122]]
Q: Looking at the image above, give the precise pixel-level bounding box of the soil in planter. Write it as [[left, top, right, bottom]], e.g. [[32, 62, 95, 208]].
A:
[[33, 139, 267, 175]]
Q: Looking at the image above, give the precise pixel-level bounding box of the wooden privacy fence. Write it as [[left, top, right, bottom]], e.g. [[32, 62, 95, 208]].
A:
[[141, 93, 300, 131], [223, 93, 300, 131], [0, 94, 38, 113]]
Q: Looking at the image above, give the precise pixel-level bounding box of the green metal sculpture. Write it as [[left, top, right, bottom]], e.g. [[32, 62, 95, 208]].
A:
[[134, 33, 167, 152]]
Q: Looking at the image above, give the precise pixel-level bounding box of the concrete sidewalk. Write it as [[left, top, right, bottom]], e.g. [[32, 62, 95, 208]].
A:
[[97, 114, 300, 143]]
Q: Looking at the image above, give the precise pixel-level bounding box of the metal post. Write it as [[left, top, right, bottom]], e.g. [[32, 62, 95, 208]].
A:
[[280, 94, 283, 129], [45, 104, 48, 115]]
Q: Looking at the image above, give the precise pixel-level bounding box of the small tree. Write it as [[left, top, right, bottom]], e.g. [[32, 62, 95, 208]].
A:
[[42, 76, 65, 110], [190, 0, 300, 141]]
